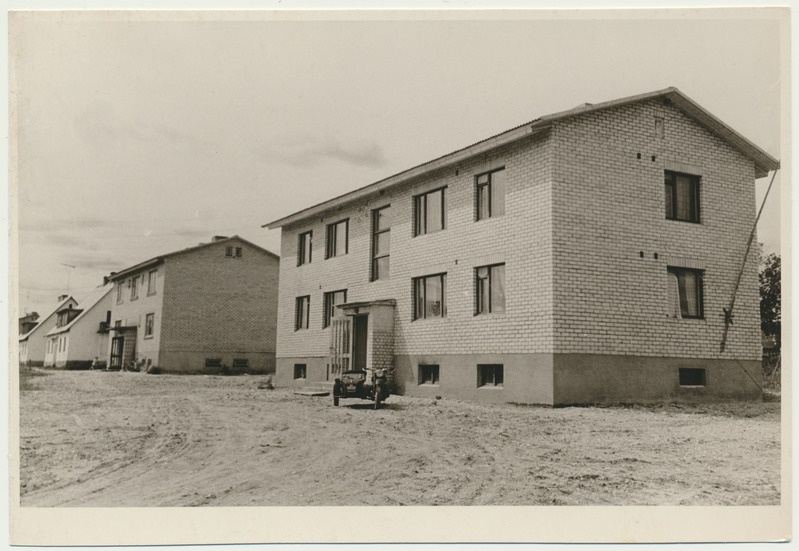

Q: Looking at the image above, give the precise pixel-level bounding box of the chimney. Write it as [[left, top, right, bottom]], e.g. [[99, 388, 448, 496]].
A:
[[212, 235, 228, 243], [58, 294, 68, 302]]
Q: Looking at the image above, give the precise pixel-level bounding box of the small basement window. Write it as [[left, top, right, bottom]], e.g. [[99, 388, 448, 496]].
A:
[[232, 358, 249, 369], [205, 358, 222, 369], [679, 368, 706, 387], [294, 364, 307, 379], [478, 364, 504, 387], [419, 364, 439, 385]]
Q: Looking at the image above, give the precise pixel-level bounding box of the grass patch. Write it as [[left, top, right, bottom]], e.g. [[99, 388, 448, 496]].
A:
[[19, 365, 50, 391]]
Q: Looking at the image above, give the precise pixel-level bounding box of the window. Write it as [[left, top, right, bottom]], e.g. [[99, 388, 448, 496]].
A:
[[326, 219, 349, 258], [205, 358, 222, 368], [665, 171, 700, 223], [130, 276, 139, 300], [294, 363, 307, 379], [413, 273, 446, 320], [476, 264, 506, 314], [323, 290, 347, 328], [226, 245, 243, 258], [295, 296, 310, 330], [232, 358, 249, 369], [414, 187, 446, 236], [679, 368, 706, 387], [225, 246, 233, 257], [298, 231, 313, 266], [114, 320, 121, 328], [668, 267, 704, 319], [117, 285, 123, 304], [372, 206, 390, 281], [144, 313, 154, 338], [478, 364, 504, 387], [235, 246, 242, 258], [147, 270, 157, 296], [419, 364, 439, 385], [476, 168, 506, 220]]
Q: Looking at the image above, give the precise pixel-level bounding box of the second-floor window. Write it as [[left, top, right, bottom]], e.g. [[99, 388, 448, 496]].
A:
[[323, 289, 347, 328], [413, 273, 446, 320], [476, 168, 506, 220], [147, 270, 157, 296], [130, 276, 139, 300], [371, 206, 390, 281], [326, 219, 349, 258], [295, 296, 310, 330], [476, 263, 506, 314], [298, 231, 312, 266], [665, 171, 700, 223], [144, 313, 154, 338], [668, 267, 704, 319], [117, 285, 123, 304], [414, 187, 446, 236]]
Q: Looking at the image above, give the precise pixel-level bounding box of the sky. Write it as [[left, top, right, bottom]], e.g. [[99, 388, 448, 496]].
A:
[[9, 9, 786, 318]]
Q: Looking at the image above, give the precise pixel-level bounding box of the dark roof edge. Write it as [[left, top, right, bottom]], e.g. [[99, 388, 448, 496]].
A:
[[108, 235, 279, 282], [264, 86, 779, 229], [18, 295, 76, 341]]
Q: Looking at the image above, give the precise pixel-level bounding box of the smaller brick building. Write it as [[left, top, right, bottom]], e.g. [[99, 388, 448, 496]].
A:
[[105, 236, 279, 374]]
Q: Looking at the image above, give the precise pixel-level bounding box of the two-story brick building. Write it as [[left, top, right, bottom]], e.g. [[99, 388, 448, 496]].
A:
[[106, 235, 280, 374], [265, 87, 779, 405]]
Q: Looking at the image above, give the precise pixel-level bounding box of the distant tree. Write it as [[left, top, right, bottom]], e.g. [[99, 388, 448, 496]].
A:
[[759, 252, 781, 349]]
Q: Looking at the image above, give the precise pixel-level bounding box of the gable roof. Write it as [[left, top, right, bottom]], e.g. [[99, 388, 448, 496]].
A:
[[107, 235, 279, 282], [46, 283, 114, 337], [19, 295, 77, 341], [264, 87, 779, 229]]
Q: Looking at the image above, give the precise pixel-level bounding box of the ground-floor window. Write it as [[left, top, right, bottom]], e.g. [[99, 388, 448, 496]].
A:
[[476, 263, 506, 315], [294, 363, 307, 379], [205, 358, 222, 369], [419, 364, 439, 385], [478, 364, 504, 387], [232, 358, 249, 369], [668, 267, 704, 319], [413, 273, 446, 320], [323, 289, 347, 328], [295, 296, 310, 330], [144, 313, 154, 338], [679, 367, 706, 387]]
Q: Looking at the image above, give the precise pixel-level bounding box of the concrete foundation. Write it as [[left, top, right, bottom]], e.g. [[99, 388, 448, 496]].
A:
[[158, 351, 276, 375], [552, 354, 762, 404], [279, 353, 762, 405]]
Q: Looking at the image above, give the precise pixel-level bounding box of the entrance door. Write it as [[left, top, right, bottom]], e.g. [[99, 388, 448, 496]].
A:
[[352, 315, 368, 371], [110, 336, 124, 370]]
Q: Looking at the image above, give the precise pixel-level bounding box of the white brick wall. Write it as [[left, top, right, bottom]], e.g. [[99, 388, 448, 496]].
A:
[[551, 100, 761, 360], [275, 97, 762, 364], [276, 133, 554, 358]]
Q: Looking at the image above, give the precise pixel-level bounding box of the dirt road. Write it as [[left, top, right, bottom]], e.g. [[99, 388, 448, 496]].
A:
[[19, 369, 780, 506]]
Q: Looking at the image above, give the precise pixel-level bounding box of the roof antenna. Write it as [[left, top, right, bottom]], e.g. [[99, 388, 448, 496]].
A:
[[720, 169, 778, 353], [60, 263, 76, 296]]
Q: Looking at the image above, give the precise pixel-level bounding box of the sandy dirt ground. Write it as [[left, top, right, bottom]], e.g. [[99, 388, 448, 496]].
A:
[[18, 368, 780, 506]]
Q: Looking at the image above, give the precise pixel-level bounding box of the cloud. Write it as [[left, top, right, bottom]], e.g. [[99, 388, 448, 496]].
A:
[[18, 215, 114, 234], [72, 100, 207, 154], [254, 134, 388, 169]]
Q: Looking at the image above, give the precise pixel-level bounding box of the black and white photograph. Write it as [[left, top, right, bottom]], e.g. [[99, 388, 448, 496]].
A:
[[7, 5, 792, 546]]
